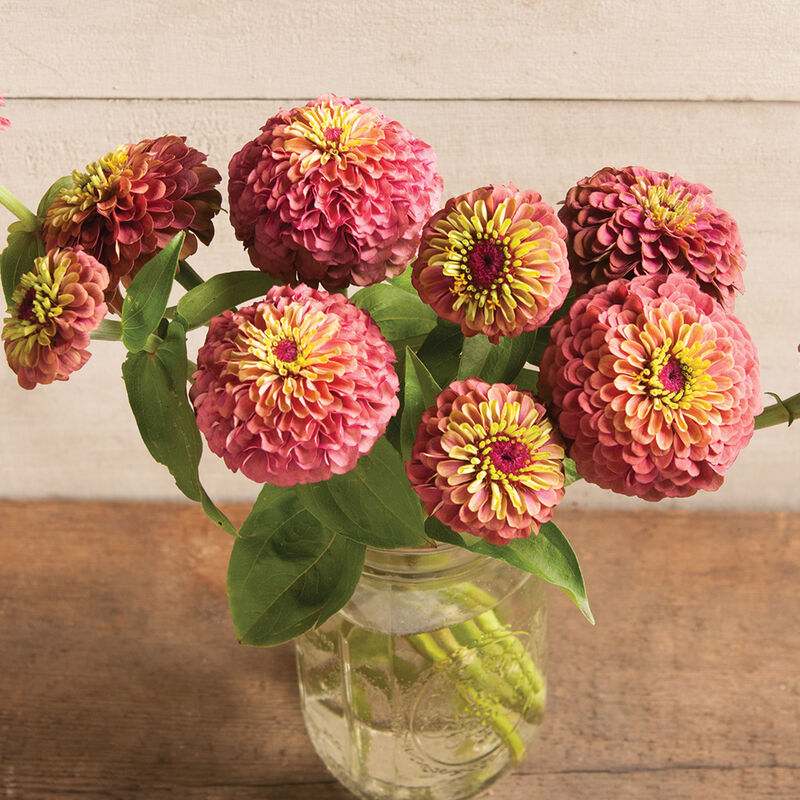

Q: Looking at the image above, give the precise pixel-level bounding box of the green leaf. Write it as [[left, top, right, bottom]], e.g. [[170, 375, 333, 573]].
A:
[[426, 516, 593, 624], [352, 282, 438, 353], [121, 319, 235, 535], [36, 176, 72, 218], [296, 437, 427, 549], [388, 268, 418, 295], [176, 269, 279, 329], [529, 327, 554, 366], [90, 319, 123, 341], [1, 221, 44, 304], [121, 232, 184, 352], [406, 347, 441, 407], [236, 483, 295, 538], [457, 330, 537, 384], [401, 348, 442, 462], [228, 484, 365, 646], [383, 409, 403, 454], [563, 457, 581, 486], [512, 366, 539, 393], [415, 318, 464, 387]]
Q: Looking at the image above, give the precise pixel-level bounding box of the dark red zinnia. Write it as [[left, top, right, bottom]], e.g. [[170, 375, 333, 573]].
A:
[[43, 135, 221, 301]]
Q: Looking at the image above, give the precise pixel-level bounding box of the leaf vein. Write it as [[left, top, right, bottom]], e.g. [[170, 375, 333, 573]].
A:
[[240, 532, 337, 639]]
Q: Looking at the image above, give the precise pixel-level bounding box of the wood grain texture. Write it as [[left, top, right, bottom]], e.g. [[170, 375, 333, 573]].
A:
[[1, 98, 798, 508], [2, 0, 799, 101], [1, 501, 798, 798]]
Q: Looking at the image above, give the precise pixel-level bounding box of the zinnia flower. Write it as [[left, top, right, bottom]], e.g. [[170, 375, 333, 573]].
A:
[[406, 378, 565, 545], [0, 94, 9, 129], [228, 93, 443, 289], [538, 273, 761, 500], [559, 166, 745, 310], [190, 284, 399, 486], [2, 248, 109, 389], [43, 135, 221, 299], [412, 185, 571, 343]]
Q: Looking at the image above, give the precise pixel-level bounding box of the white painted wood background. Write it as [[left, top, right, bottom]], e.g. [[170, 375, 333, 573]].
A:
[[1, 0, 798, 510]]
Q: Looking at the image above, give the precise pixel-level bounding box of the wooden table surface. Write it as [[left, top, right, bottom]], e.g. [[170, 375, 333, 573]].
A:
[[1, 501, 798, 799]]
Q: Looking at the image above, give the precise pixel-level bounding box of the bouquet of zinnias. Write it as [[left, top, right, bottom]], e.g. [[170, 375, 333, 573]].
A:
[[1, 94, 796, 644]]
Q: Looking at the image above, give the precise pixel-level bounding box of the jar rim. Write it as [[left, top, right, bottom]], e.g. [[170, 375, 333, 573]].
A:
[[362, 542, 484, 579], [365, 542, 461, 556]]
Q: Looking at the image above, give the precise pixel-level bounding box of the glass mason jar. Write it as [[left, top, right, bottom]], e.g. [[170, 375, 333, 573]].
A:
[[295, 544, 548, 800]]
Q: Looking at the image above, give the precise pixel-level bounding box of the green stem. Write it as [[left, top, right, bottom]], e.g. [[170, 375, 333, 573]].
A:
[[446, 583, 547, 717], [176, 259, 205, 291], [142, 332, 164, 354], [755, 392, 800, 430], [345, 627, 420, 686], [458, 680, 527, 766], [451, 618, 527, 692], [407, 632, 448, 662], [0, 184, 39, 229], [408, 631, 526, 765], [449, 615, 545, 724], [472, 612, 545, 696], [454, 583, 499, 610], [435, 625, 522, 711]]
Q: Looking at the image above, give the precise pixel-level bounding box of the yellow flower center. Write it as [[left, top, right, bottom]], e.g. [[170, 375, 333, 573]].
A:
[[639, 339, 714, 410], [227, 303, 347, 408], [2, 256, 68, 350], [446, 400, 564, 516], [446, 231, 514, 311], [429, 196, 555, 328], [632, 179, 697, 231], [287, 104, 366, 166], [233, 316, 318, 380], [58, 145, 131, 210]]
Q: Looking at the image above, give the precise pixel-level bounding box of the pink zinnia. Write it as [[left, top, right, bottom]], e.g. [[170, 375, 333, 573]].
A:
[[2, 248, 109, 389], [43, 135, 221, 301], [190, 284, 399, 486], [538, 273, 761, 500], [406, 379, 565, 545], [0, 94, 9, 129], [228, 93, 443, 290], [413, 184, 571, 343], [559, 166, 745, 310]]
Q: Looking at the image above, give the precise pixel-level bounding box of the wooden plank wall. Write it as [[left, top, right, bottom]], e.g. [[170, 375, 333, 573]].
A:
[[1, 1, 799, 509]]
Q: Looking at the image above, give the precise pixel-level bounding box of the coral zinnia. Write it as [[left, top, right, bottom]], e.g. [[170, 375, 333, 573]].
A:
[[538, 273, 761, 500], [190, 284, 399, 486], [559, 166, 745, 311], [412, 185, 571, 343], [2, 248, 109, 389], [406, 378, 565, 545], [228, 93, 443, 289], [43, 135, 221, 299]]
